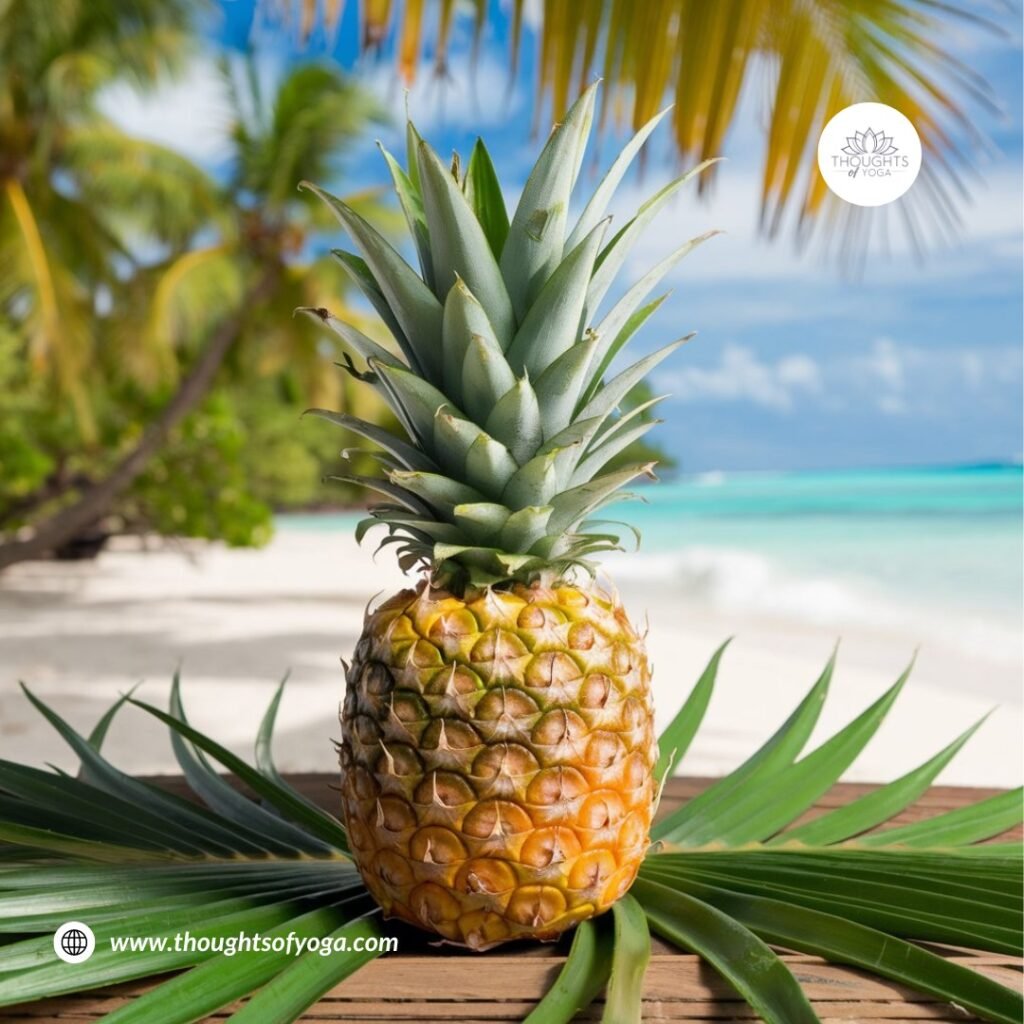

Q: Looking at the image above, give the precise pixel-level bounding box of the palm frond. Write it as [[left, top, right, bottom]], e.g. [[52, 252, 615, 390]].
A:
[[1, 646, 1020, 1022], [262, 0, 1002, 252], [62, 123, 224, 249], [1, 179, 96, 443], [0, 683, 369, 1020]]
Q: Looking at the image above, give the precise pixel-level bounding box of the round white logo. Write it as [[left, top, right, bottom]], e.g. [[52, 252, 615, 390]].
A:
[[817, 102, 921, 207], [54, 921, 96, 964]]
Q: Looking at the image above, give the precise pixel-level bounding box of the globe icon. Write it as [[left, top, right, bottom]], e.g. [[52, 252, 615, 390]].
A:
[[60, 929, 88, 957]]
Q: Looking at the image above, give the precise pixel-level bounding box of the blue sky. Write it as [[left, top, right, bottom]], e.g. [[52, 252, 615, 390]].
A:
[[103, 1, 1023, 473]]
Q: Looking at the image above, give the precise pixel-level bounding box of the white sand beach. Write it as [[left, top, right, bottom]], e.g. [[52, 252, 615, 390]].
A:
[[1, 528, 1020, 787]]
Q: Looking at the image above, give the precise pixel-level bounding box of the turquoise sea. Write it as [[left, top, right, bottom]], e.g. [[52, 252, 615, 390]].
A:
[[279, 464, 1023, 624]]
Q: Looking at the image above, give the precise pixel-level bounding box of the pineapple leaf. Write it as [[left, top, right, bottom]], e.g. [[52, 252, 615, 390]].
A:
[[591, 230, 719, 376], [643, 851, 1021, 954], [325, 473, 432, 515], [547, 463, 656, 534], [576, 337, 693, 427], [464, 431, 519, 497], [585, 159, 721, 320], [505, 218, 609, 379], [303, 410, 438, 472], [484, 375, 544, 465], [565, 106, 673, 252], [464, 138, 509, 260], [442, 277, 499, 403], [538, 415, 607, 461], [330, 249, 419, 372], [16, 686, 270, 858], [388, 470, 487, 517], [304, 183, 445, 384], [405, 120, 424, 193], [570, 418, 659, 486], [432, 409, 518, 494], [341, 448, 408, 474], [533, 331, 602, 440], [373, 361, 462, 447], [498, 506, 554, 552], [432, 408, 480, 477], [296, 307, 405, 370], [582, 296, 670, 407], [589, 395, 668, 452], [311, 90, 711, 585], [377, 143, 435, 292], [416, 140, 515, 346], [500, 83, 599, 319], [462, 331, 517, 425], [452, 501, 511, 544], [501, 447, 562, 509], [83, 688, 137, 761], [0, 762, 205, 856]]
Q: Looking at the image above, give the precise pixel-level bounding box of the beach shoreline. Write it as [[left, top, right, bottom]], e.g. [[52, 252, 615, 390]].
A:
[[2, 529, 1019, 787]]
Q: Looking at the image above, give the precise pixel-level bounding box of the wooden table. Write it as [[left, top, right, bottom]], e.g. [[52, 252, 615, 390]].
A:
[[7, 776, 1022, 1023]]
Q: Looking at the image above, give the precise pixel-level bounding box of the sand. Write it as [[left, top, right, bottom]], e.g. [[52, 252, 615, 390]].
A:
[[1, 529, 1020, 786]]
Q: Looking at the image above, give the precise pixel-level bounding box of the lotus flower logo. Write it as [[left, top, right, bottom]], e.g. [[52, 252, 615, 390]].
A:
[[842, 128, 898, 157], [818, 103, 921, 206]]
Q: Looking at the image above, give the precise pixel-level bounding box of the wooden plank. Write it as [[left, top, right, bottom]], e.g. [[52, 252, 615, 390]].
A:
[[2, 777, 1020, 1023], [7, 956, 1022, 1022]]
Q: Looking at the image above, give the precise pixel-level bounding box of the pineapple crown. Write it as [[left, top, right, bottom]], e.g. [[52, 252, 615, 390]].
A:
[[303, 83, 717, 590]]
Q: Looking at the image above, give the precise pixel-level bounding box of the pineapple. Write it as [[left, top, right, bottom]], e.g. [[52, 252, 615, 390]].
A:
[[304, 84, 714, 949]]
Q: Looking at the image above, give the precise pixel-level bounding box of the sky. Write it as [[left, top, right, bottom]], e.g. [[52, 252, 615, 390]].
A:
[[100, 1, 1023, 474]]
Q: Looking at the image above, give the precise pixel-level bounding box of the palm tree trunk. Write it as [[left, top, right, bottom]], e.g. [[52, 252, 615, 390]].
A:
[[0, 463, 93, 528], [0, 268, 279, 571]]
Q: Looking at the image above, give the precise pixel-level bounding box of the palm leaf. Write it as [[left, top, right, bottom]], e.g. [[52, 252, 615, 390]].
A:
[[523, 917, 613, 1024], [262, 0, 1002, 249], [1, 647, 1020, 1023], [633, 878, 821, 1024]]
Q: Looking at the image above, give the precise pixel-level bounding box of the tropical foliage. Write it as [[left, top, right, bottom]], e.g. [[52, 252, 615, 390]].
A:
[[0, 0, 206, 443], [0, 0, 398, 563], [0, 0, 676, 566], [263, 0, 998, 252], [0, 646, 1020, 1022]]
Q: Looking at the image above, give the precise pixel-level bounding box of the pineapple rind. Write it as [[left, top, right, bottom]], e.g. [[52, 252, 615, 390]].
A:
[[340, 578, 657, 949]]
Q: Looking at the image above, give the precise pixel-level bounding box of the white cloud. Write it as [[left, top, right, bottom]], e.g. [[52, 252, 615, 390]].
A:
[[851, 337, 1022, 417], [655, 335, 1021, 418], [658, 344, 823, 412], [862, 337, 906, 393], [98, 56, 234, 166]]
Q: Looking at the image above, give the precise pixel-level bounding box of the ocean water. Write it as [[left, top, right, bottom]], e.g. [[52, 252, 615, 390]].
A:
[[279, 464, 1022, 632]]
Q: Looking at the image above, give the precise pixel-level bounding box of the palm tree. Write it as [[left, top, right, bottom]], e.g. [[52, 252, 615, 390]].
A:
[[261, 0, 997, 250], [0, 0, 217, 445], [0, 54, 393, 569]]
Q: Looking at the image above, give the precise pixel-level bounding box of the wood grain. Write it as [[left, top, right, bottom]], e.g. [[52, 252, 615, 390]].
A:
[[3, 776, 1020, 1024]]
